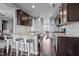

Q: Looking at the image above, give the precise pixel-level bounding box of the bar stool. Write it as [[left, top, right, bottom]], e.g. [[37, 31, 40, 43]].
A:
[[20, 37, 31, 56], [0, 39, 6, 55], [20, 37, 27, 56], [18, 38, 26, 56], [26, 39, 35, 56], [10, 37, 25, 56], [4, 35, 11, 56], [0, 35, 10, 56]]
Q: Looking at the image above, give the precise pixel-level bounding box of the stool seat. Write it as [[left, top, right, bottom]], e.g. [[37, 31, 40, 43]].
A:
[[26, 39, 34, 43], [16, 38, 24, 41]]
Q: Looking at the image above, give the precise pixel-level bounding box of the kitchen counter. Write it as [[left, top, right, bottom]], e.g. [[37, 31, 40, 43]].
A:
[[54, 33, 79, 37], [53, 33, 79, 52], [56, 36, 79, 56]]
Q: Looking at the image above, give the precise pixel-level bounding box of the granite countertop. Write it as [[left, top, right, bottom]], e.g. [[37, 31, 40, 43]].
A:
[[54, 33, 79, 37], [15, 31, 40, 36]]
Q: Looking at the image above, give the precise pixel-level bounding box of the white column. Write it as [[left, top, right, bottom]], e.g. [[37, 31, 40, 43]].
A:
[[13, 9, 16, 42]]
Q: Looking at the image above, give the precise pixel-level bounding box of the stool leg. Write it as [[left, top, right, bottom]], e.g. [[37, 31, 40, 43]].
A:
[[10, 42, 14, 56], [18, 42, 20, 56], [1, 41, 5, 55], [16, 42, 18, 56], [24, 44, 26, 55], [7, 40, 9, 55], [2, 41, 4, 53], [33, 41, 35, 55], [2, 40, 6, 53], [21, 43, 23, 56], [23, 44, 25, 56], [28, 43, 30, 56], [19, 41, 22, 56]]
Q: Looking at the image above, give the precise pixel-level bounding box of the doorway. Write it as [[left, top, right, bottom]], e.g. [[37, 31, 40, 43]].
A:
[[2, 20, 8, 31]]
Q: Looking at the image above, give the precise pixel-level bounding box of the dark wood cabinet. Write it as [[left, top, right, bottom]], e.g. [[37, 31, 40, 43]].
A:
[[16, 9, 32, 26], [57, 37, 79, 56], [67, 3, 79, 22], [55, 3, 79, 26], [55, 3, 67, 26]]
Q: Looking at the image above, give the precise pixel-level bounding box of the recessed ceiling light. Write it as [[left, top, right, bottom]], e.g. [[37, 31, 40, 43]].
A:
[[32, 5, 35, 8]]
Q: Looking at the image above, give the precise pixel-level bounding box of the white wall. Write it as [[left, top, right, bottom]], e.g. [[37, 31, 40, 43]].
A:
[[7, 19, 13, 33], [43, 16, 50, 31], [0, 18, 2, 30], [33, 18, 43, 32]]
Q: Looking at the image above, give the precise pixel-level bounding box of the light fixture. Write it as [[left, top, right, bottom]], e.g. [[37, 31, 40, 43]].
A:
[[22, 17, 27, 20], [59, 11, 62, 16], [32, 5, 35, 8], [29, 17, 32, 19], [59, 10, 67, 16]]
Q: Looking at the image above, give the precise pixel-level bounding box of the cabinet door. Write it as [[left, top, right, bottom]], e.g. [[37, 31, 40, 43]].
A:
[[17, 9, 32, 26], [67, 3, 79, 22], [28, 17, 32, 27], [20, 12, 29, 26], [57, 37, 74, 56], [17, 10, 21, 25], [57, 37, 79, 56]]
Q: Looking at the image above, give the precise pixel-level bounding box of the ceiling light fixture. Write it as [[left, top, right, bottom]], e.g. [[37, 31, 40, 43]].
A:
[[32, 5, 35, 8]]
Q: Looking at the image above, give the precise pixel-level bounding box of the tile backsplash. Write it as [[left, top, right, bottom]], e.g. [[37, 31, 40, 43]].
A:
[[62, 22, 79, 36]]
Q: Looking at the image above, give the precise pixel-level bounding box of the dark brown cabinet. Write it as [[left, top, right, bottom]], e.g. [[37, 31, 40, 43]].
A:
[[55, 3, 67, 26], [57, 37, 79, 56], [55, 3, 79, 26], [16, 9, 32, 26], [67, 3, 79, 22]]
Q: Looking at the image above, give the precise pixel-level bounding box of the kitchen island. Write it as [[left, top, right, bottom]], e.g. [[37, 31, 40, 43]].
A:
[[55, 33, 79, 56]]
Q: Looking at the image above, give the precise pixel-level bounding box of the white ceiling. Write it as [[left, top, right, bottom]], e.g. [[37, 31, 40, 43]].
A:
[[0, 3, 61, 20], [13, 3, 61, 18], [0, 3, 13, 20]]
